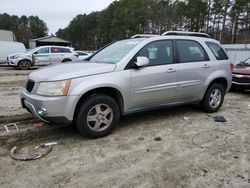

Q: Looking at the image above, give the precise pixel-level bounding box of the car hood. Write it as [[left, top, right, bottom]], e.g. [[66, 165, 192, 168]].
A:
[[233, 64, 250, 75], [8, 52, 29, 57], [29, 62, 116, 82]]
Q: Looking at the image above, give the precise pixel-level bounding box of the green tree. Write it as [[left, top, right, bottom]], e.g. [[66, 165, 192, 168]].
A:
[[55, 0, 250, 49], [0, 13, 48, 47], [28, 16, 48, 38]]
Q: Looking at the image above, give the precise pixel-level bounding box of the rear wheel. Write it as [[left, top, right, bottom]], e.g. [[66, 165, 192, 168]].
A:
[[201, 83, 225, 113], [75, 95, 120, 138], [18, 60, 31, 70]]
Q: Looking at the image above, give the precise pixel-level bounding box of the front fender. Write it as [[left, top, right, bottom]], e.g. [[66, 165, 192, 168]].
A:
[[65, 71, 131, 121]]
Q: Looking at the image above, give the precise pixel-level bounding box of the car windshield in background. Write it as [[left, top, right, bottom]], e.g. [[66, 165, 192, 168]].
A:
[[90, 39, 143, 64]]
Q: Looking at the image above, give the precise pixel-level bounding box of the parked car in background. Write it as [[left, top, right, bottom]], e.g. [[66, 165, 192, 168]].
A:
[[8, 46, 78, 70], [0, 41, 26, 64], [231, 58, 250, 90], [21, 32, 232, 138], [76, 51, 92, 60]]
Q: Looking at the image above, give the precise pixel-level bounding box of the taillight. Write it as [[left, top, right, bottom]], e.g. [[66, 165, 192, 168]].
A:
[[230, 63, 234, 72]]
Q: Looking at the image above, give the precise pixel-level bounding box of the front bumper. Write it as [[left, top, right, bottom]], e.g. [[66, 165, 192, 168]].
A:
[[8, 59, 18, 67], [21, 90, 76, 124]]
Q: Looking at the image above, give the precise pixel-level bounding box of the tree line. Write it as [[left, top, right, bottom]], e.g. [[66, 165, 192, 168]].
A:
[[56, 0, 250, 50], [0, 13, 48, 47], [1, 0, 249, 50]]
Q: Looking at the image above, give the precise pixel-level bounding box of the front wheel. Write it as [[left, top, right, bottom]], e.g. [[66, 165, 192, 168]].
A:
[[75, 95, 120, 138], [200, 83, 225, 113], [18, 60, 31, 70]]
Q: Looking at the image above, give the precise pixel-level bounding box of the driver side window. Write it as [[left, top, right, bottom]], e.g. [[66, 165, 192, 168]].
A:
[[36, 47, 49, 54], [138, 40, 173, 66]]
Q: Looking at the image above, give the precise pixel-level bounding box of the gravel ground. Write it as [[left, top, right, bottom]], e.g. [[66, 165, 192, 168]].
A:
[[0, 66, 250, 188]]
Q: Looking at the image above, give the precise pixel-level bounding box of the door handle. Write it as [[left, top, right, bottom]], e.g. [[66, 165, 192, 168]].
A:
[[203, 64, 210, 68], [167, 68, 176, 73]]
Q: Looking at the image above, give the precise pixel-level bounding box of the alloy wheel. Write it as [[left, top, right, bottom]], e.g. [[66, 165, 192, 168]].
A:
[[209, 88, 221, 108], [87, 103, 113, 132]]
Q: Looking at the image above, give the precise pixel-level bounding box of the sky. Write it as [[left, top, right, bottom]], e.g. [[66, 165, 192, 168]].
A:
[[0, 0, 116, 34]]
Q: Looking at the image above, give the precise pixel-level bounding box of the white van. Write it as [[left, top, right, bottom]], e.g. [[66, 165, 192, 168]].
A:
[[0, 41, 26, 64]]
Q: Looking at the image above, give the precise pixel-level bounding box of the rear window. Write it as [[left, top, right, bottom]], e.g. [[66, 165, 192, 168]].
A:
[[206, 42, 228, 60]]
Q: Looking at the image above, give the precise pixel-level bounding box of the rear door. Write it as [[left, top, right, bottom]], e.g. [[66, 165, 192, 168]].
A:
[[130, 40, 178, 108], [175, 39, 213, 100], [50, 47, 65, 63]]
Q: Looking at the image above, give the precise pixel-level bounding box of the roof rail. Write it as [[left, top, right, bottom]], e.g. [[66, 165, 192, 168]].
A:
[[162, 31, 211, 38], [131, 34, 159, 38]]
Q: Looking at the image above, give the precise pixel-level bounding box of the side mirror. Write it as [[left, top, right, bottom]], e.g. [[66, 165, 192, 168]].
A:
[[33, 51, 38, 55], [135, 56, 149, 67]]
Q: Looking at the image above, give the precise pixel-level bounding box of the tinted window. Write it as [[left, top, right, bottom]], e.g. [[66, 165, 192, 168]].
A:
[[206, 42, 228, 60], [176, 40, 207, 63], [37, 47, 49, 54], [62, 48, 71, 53], [51, 47, 70, 53], [138, 40, 173, 66]]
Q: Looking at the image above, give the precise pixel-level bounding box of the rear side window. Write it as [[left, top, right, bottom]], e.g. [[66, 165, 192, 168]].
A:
[[51, 47, 71, 53], [62, 48, 71, 53], [176, 40, 207, 63], [206, 42, 228, 60]]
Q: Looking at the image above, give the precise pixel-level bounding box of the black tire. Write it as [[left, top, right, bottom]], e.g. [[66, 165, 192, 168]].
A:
[[75, 94, 120, 138], [200, 83, 225, 113], [230, 85, 238, 92], [18, 60, 31, 70], [62, 58, 72, 63]]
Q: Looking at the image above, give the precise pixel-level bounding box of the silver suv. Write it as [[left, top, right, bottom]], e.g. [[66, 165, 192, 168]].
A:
[[8, 46, 78, 70], [21, 32, 232, 138]]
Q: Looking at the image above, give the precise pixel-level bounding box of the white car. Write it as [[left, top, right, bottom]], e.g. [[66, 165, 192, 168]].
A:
[[8, 46, 78, 70], [76, 51, 92, 60]]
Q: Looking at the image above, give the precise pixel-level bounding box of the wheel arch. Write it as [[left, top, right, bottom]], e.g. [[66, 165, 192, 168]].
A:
[[207, 77, 228, 91], [73, 87, 124, 121], [17, 59, 32, 69], [18, 59, 31, 66], [203, 77, 228, 100], [62, 58, 72, 63]]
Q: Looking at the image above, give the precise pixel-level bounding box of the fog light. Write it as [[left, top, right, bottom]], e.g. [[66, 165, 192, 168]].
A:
[[37, 107, 47, 116]]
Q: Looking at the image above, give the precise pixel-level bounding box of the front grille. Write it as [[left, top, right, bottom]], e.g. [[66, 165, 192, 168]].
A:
[[26, 80, 35, 92]]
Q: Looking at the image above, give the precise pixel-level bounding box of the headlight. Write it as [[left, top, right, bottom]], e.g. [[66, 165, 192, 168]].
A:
[[13, 55, 21, 59], [37, 80, 71, 96]]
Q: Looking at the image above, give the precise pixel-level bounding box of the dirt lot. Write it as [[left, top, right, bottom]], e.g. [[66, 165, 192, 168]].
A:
[[0, 66, 250, 188]]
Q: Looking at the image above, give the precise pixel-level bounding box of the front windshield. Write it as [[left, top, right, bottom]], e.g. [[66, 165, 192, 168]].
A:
[[27, 47, 39, 54], [90, 39, 143, 64]]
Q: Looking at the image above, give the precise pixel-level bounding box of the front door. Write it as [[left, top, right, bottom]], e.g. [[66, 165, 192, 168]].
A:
[[34, 47, 50, 65], [130, 40, 178, 108]]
